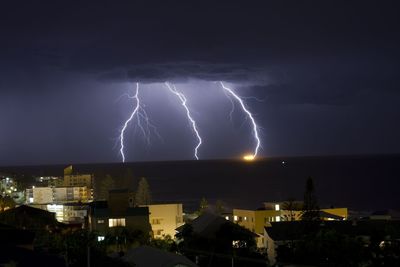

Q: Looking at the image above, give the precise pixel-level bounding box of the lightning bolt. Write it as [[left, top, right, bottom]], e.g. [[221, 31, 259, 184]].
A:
[[220, 81, 261, 158], [119, 82, 160, 162], [165, 82, 202, 160], [119, 82, 140, 162]]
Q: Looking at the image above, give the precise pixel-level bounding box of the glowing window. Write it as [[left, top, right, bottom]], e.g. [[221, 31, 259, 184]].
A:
[[234, 215, 238, 221], [97, 236, 105, 242], [97, 219, 105, 224], [275, 216, 281, 222], [275, 204, 280, 211], [108, 218, 126, 227]]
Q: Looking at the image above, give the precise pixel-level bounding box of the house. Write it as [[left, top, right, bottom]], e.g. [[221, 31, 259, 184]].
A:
[[176, 212, 257, 242], [233, 202, 348, 247], [176, 213, 262, 266], [264, 220, 400, 265], [0, 205, 62, 230], [88, 189, 151, 238]]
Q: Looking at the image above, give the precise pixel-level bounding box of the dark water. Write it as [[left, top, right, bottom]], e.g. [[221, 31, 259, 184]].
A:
[[1, 154, 399, 212]]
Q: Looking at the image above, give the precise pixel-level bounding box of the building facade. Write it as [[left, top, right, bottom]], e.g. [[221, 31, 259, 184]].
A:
[[26, 186, 91, 204], [233, 202, 348, 247], [146, 203, 184, 239], [88, 189, 151, 237]]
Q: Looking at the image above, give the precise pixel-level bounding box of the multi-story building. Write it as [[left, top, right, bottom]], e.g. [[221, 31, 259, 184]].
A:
[[88, 189, 151, 238], [45, 203, 88, 223], [26, 186, 92, 204], [35, 176, 64, 187], [26, 187, 53, 204], [63, 174, 93, 188], [233, 202, 348, 247], [145, 203, 184, 239]]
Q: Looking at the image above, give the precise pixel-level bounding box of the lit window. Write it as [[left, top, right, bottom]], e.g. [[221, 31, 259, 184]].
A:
[[244, 216, 247, 221], [97, 219, 105, 224], [29, 197, 34, 203], [108, 218, 126, 227], [97, 236, 105, 242], [275, 204, 280, 211], [225, 216, 229, 220], [275, 216, 281, 222], [234, 215, 238, 221]]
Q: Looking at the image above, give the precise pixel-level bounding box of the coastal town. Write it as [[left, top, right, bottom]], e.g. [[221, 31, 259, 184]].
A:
[[1, 165, 399, 266]]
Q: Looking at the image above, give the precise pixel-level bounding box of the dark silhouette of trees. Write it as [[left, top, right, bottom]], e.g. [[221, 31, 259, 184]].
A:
[[198, 197, 208, 215], [301, 176, 320, 221], [96, 174, 115, 201], [215, 200, 225, 215], [281, 198, 302, 221], [0, 196, 15, 212], [135, 177, 152, 205]]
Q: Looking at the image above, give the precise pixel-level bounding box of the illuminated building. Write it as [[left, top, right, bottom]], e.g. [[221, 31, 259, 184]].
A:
[[26, 186, 92, 204], [45, 203, 88, 223], [145, 203, 184, 239], [63, 174, 93, 188], [233, 202, 348, 247]]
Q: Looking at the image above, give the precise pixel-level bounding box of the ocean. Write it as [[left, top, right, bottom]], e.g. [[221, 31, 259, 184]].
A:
[[1, 154, 399, 213]]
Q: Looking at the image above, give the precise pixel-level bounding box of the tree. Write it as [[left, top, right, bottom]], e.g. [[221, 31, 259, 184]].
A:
[[0, 196, 15, 212], [135, 177, 152, 205], [215, 200, 225, 215], [281, 198, 302, 221], [123, 167, 135, 191], [198, 197, 208, 215], [301, 176, 320, 221], [97, 174, 115, 200]]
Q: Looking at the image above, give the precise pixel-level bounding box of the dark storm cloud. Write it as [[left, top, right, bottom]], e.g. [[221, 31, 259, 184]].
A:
[[96, 62, 267, 84], [0, 1, 400, 165]]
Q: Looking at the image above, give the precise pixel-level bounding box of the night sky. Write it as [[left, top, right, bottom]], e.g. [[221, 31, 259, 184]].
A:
[[1, 1, 399, 165]]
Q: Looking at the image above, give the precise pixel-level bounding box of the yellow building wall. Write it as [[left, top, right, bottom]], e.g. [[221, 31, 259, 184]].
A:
[[64, 174, 93, 188], [322, 208, 348, 219], [234, 207, 348, 236], [233, 209, 281, 235], [147, 204, 184, 239]]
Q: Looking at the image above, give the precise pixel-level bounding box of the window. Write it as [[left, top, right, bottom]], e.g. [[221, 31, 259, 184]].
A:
[[275, 216, 281, 222], [152, 218, 161, 225], [244, 216, 247, 221], [275, 204, 280, 211], [97, 236, 105, 242], [234, 215, 238, 221], [97, 219, 105, 224], [108, 218, 126, 227]]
